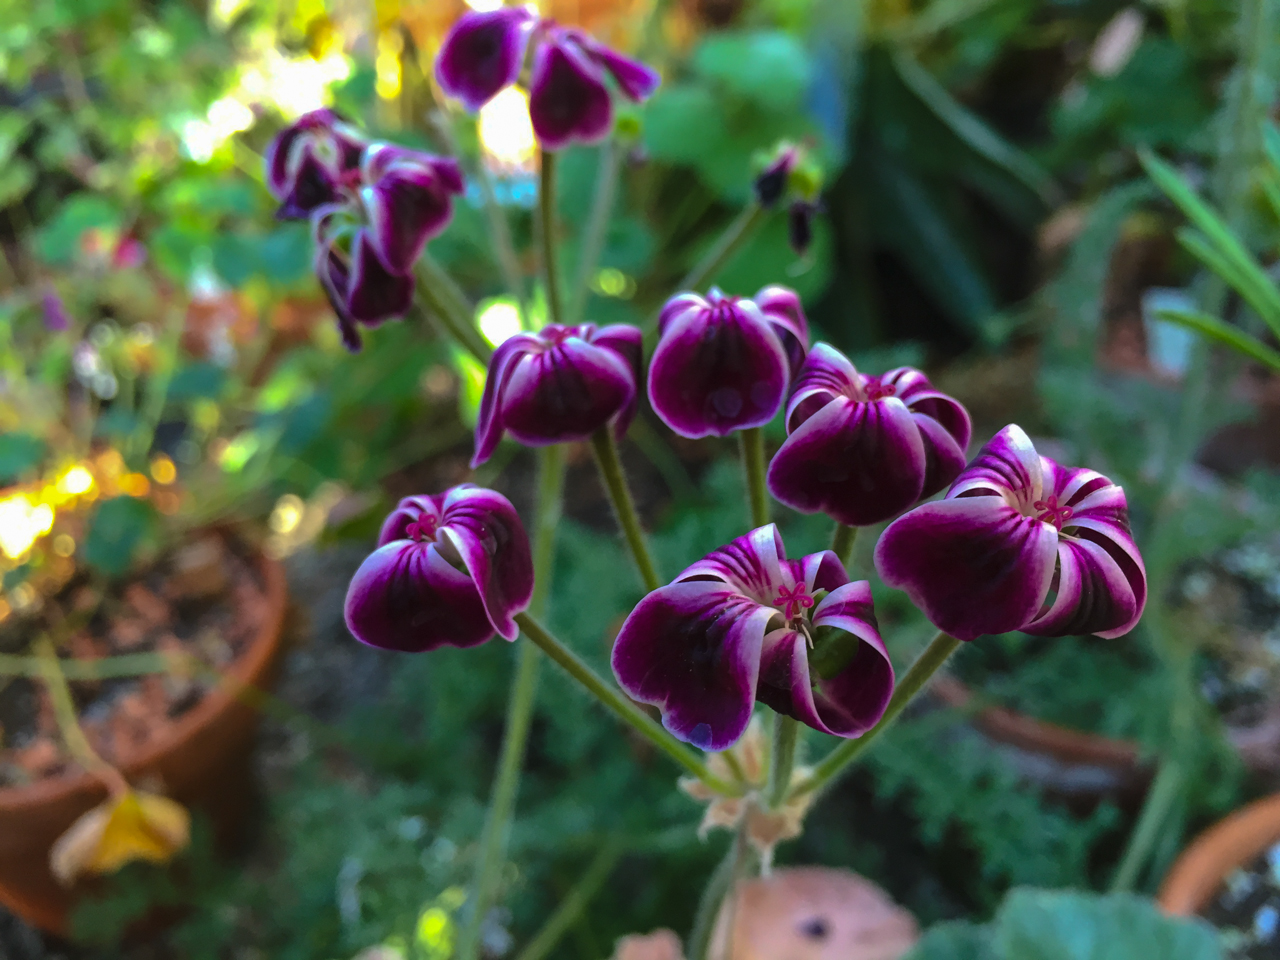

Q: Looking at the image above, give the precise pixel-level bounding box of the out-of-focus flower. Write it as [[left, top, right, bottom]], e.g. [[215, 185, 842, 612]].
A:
[[435, 7, 537, 112], [359, 144, 465, 274], [767, 344, 971, 527], [472, 322, 642, 466], [42, 291, 70, 332], [265, 108, 367, 219], [788, 199, 817, 256], [648, 287, 808, 438], [344, 486, 534, 652], [612, 525, 893, 750], [112, 235, 147, 269], [875, 424, 1147, 641], [49, 788, 190, 886], [313, 211, 414, 352], [753, 146, 799, 209]]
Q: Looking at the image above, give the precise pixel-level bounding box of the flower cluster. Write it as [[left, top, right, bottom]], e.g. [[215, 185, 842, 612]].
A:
[[752, 143, 823, 255], [266, 112, 464, 350], [436, 8, 661, 149]]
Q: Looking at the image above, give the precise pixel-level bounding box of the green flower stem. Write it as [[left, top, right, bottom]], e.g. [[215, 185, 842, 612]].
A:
[[539, 150, 564, 326], [415, 255, 491, 364], [589, 427, 661, 592], [570, 141, 622, 325], [476, 162, 527, 319], [788, 631, 961, 802], [830, 524, 858, 568], [513, 611, 743, 797], [739, 427, 770, 528], [687, 824, 754, 960], [766, 713, 799, 809], [677, 203, 768, 296], [1109, 756, 1185, 893], [458, 447, 566, 960], [514, 839, 625, 960]]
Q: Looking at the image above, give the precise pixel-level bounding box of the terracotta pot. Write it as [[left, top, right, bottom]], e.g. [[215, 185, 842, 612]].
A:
[[1158, 793, 1280, 916], [0, 543, 287, 936], [932, 676, 1151, 808]]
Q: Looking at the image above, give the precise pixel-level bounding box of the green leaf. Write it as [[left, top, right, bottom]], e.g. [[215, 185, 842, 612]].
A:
[[0, 159, 33, 207], [0, 433, 46, 484], [1263, 122, 1280, 174], [906, 921, 995, 960], [1154, 307, 1280, 370], [166, 362, 228, 401], [693, 31, 812, 111], [643, 85, 729, 166], [36, 195, 122, 266], [0, 110, 32, 166], [84, 496, 158, 577]]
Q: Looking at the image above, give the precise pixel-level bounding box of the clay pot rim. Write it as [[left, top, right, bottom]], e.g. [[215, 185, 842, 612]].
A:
[[0, 533, 287, 813], [932, 674, 1145, 769], [1158, 792, 1280, 916]]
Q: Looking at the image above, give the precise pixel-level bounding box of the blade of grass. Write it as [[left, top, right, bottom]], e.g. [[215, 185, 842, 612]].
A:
[[1154, 307, 1280, 370]]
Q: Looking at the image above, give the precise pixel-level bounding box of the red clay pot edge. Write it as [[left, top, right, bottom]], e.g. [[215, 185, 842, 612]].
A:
[[1158, 793, 1280, 916]]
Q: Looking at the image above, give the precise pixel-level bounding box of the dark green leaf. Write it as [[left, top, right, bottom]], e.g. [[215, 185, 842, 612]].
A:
[[1154, 308, 1280, 370], [166, 362, 228, 401], [0, 433, 46, 484], [84, 496, 158, 577]]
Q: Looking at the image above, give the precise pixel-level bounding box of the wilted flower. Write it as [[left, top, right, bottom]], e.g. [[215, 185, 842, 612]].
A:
[[767, 344, 971, 527], [472, 322, 642, 466], [648, 287, 809, 438], [344, 486, 534, 652], [50, 788, 190, 886], [265, 108, 366, 219], [874, 424, 1147, 641], [359, 144, 465, 274], [612, 525, 893, 750], [314, 211, 414, 352]]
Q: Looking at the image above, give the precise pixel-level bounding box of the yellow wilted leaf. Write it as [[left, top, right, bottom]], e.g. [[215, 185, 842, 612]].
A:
[[50, 789, 191, 885]]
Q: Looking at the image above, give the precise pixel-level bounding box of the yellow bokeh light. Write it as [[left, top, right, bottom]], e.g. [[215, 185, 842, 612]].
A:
[[477, 299, 524, 347], [119, 473, 151, 498], [53, 534, 76, 557], [57, 465, 96, 497], [376, 30, 403, 101], [478, 88, 536, 170], [150, 456, 177, 485], [0, 495, 55, 560], [269, 495, 305, 535]]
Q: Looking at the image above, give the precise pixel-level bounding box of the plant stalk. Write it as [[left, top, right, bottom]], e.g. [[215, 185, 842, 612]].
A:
[[571, 142, 622, 325], [589, 427, 661, 592], [415, 255, 491, 364], [789, 631, 961, 802], [687, 825, 753, 960], [677, 203, 768, 297], [514, 840, 625, 960], [738, 427, 770, 528], [765, 713, 799, 809], [539, 151, 564, 327], [1109, 757, 1185, 893], [830, 524, 858, 568], [513, 612, 743, 797]]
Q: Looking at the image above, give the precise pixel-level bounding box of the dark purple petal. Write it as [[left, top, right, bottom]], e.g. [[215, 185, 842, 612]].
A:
[[676, 524, 788, 602], [436, 485, 533, 640], [314, 228, 363, 352], [276, 148, 341, 219], [784, 342, 856, 432], [472, 333, 542, 467], [884, 367, 972, 452], [648, 293, 790, 438], [874, 496, 1059, 641], [588, 43, 660, 101], [590, 323, 644, 436], [911, 411, 969, 500], [611, 582, 773, 750], [1022, 536, 1143, 639], [754, 148, 796, 208], [767, 395, 927, 527], [265, 109, 343, 196], [343, 541, 496, 652], [754, 285, 809, 378], [346, 231, 415, 325], [788, 200, 815, 255], [528, 34, 613, 150], [266, 110, 365, 218], [950, 424, 1044, 505], [435, 8, 535, 112], [363, 166, 458, 274]]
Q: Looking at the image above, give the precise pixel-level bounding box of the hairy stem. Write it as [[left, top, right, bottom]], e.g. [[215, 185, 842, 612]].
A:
[[789, 631, 960, 802], [415, 255, 491, 364], [34, 636, 124, 791], [514, 840, 625, 960], [765, 714, 799, 810], [590, 427, 661, 592], [830, 524, 858, 568], [513, 612, 743, 797], [571, 142, 622, 325], [738, 427, 770, 528], [688, 826, 753, 960], [539, 150, 564, 327], [458, 447, 565, 960]]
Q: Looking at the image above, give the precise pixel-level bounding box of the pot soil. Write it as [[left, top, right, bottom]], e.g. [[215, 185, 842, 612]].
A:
[[0, 532, 286, 936], [1159, 793, 1280, 958]]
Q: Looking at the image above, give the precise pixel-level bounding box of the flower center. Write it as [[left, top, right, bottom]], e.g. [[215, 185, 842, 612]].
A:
[[864, 380, 895, 401], [1032, 495, 1073, 530], [773, 582, 815, 621], [405, 515, 439, 542]]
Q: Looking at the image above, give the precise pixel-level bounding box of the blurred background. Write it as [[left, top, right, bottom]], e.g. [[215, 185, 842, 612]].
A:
[[2, 0, 1280, 956]]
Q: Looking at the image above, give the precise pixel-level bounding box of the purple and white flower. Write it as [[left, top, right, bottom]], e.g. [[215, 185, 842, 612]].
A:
[[359, 144, 465, 274], [435, 7, 537, 112], [313, 211, 414, 352], [767, 344, 971, 527], [648, 287, 809, 439], [344, 486, 534, 652], [612, 525, 893, 750], [874, 424, 1147, 642], [472, 322, 642, 466], [265, 109, 366, 220]]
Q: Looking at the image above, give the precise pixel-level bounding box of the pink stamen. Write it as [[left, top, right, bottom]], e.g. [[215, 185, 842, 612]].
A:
[[1033, 495, 1073, 530], [864, 380, 895, 401], [774, 582, 815, 621], [405, 515, 439, 542]]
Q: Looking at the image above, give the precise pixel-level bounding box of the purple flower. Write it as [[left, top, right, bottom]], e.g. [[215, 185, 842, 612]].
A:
[[648, 287, 809, 438], [265, 109, 366, 219], [788, 200, 817, 256], [435, 7, 537, 112], [472, 322, 642, 466], [359, 143, 465, 274], [612, 525, 893, 750], [767, 344, 971, 527], [754, 147, 798, 209], [874, 424, 1147, 642], [528, 27, 659, 150], [42, 291, 70, 332], [314, 210, 414, 352], [344, 486, 534, 652]]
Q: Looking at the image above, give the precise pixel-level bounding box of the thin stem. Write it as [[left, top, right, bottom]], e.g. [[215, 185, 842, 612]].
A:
[[539, 150, 564, 327], [415, 255, 491, 364], [677, 203, 768, 297], [688, 827, 752, 960], [589, 427, 661, 592], [830, 524, 858, 568], [1, 651, 172, 680], [458, 447, 566, 960], [570, 142, 622, 325], [1110, 756, 1185, 893], [765, 714, 799, 809], [513, 612, 743, 797], [738, 427, 770, 528], [34, 636, 124, 791], [789, 631, 961, 802], [514, 840, 625, 960]]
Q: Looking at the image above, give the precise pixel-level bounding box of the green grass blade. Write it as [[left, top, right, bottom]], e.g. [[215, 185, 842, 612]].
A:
[[1176, 228, 1280, 338], [1154, 307, 1280, 370]]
